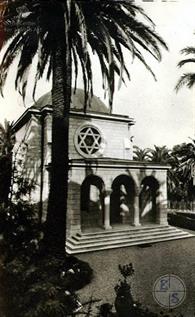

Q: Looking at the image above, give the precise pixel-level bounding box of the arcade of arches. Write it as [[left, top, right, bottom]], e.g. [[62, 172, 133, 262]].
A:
[[80, 174, 160, 230]]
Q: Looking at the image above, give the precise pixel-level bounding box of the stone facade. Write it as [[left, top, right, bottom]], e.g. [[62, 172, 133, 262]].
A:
[[12, 89, 170, 239], [67, 160, 168, 236]]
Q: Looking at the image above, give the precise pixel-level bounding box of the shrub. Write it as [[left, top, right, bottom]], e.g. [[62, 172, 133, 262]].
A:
[[0, 201, 93, 317], [0, 202, 41, 260], [4, 252, 93, 317]]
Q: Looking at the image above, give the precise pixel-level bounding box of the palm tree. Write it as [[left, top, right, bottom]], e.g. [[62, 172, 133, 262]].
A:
[[169, 141, 195, 210], [133, 145, 150, 161], [175, 46, 195, 182], [0, 0, 168, 256], [0, 119, 15, 156], [175, 45, 195, 209], [176, 47, 195, 91], [148, 145, 170, 163], [172, 140, 195, 183]]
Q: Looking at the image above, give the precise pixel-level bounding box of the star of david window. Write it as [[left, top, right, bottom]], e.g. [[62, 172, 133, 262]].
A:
[[75, 125, 105, 158]]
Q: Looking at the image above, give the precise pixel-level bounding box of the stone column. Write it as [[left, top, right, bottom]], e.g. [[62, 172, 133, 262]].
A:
[[157, 196, 168, 225], [157, 182, 168, 225], [133, 194, 141, 226], [104, 194, 112, 230]]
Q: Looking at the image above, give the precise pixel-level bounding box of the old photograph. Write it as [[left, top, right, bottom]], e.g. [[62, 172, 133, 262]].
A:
[[0, 0, 195, 316]]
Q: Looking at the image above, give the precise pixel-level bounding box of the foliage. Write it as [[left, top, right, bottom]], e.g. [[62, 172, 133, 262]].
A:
[[0, 202, 41, 259], [176, 46, 195, 91], [4, 252, 93, 317], [0, 200, 93, 317], [0, 120, 15, 204], [169, 140, 195, 207], [0, 119, 15, 156], [0, 186, 93, 317], [133, 146, 150, 161], [0, 149, 94, 317], [172, 140, 195, 180], [0, 0, 168, 108], [175, 42, 195, 204], [114, 263, 161, 317], [97, 303, 113, 317], [133, 142, 195, 209], [147, 145, 171, 164], [133, 145, 171, 164]]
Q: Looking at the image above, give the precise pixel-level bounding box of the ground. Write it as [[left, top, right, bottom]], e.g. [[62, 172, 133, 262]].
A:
[[77, 236, 195, 317]]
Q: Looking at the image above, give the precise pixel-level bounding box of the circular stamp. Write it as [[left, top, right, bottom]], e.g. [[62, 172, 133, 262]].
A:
[[153, 274, 186, 309]]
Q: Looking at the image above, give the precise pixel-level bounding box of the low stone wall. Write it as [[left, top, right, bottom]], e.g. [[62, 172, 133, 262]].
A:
[[168, 211, 195, 230]]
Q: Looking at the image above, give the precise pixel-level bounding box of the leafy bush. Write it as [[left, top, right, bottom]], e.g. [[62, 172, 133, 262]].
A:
[[0, 202, 41, 260], [0, 201, 93, 317], [4, 252, 93, 317]]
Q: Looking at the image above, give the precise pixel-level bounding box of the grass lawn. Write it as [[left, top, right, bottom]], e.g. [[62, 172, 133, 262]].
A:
[[77, 236, 195, 317]]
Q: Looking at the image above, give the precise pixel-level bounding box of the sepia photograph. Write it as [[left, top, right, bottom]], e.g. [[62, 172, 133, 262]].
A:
[[0, 0, 195, 316]]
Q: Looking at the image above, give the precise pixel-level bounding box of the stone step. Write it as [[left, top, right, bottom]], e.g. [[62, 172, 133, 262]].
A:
[[67, 231, 191, 249], [71, 228, 178, 242], [66, 233, 193, 254], [69, 229, 182, 245], [76, 225, 169, 237], [66, 226, 194, 254], [72, 227, 178, 242]]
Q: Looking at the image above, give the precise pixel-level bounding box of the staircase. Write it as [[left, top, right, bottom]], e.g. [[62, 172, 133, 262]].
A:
[[66, 225, 195, 254]]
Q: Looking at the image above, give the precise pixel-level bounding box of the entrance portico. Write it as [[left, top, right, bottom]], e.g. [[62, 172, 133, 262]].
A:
[[67, 159, 169, 236]]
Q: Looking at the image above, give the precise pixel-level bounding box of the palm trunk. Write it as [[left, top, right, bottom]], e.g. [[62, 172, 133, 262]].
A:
[[44, 26, 72, 257]]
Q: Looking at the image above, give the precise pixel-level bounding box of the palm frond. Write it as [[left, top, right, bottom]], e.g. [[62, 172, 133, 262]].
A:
[[175, 73, 195, 92], [178, 58, 195, 68], [181, 46, 195, 55], [133, 146, 151, 161], [177, 44, 195, 92], [72, 46, 78, 94], [15, 30, 38, 99], [148, 145, 170, 163], [0, 0, 167, 110]]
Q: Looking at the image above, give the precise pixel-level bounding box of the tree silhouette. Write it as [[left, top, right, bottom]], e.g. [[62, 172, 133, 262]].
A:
[[0, 0, 168, 255]]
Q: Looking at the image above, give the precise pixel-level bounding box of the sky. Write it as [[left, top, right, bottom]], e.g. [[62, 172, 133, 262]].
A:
[[0, 0, 195, 149]]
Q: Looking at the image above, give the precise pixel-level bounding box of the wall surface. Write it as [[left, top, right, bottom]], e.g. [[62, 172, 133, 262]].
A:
[[13, 110, 134, 222], [44, 112, 133, 161], [69, 115, 132, 159], [13, 115, 42, 204]]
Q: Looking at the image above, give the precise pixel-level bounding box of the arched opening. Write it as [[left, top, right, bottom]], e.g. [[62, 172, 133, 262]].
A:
[[139, 176, 160, 224], [80, 175, 105, 230], [110, 175, 136, 226]]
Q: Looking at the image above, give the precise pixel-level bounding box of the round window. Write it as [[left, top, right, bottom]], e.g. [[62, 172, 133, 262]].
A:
[[74, 125, 106, 158]]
